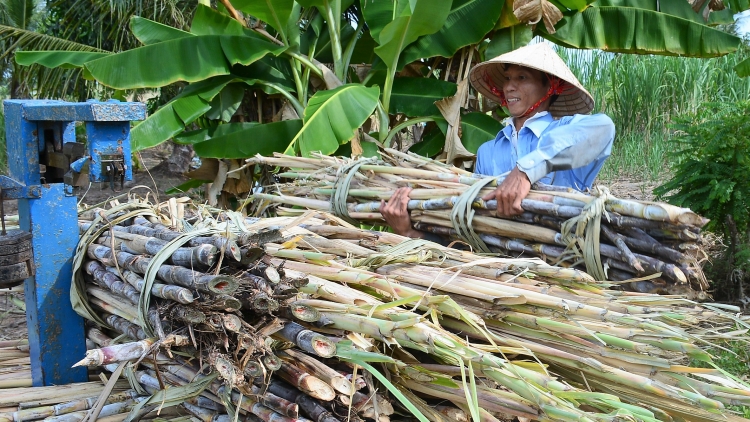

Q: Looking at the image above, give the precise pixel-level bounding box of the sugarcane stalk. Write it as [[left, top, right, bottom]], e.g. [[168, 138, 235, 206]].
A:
[[41, 399, 142, 422], [0, 391, 140, 422], [181, 401, 229, 422], [126, 225, 241, 261], [399, 378, 538, 419], [100, 232, 218, 268], [263, 380, 341, 422], [104, 314, 147, 341], [150, 360, 300, 420], [273, 322, 336, 358], [87, 244, 238, 294], [276, 361, 335, 402], [601, 225, 644, 273], [117, 270, 194, 304], [86, 284, 166, 338], [74, 335, 187, 367], [278, 349, 351, 395], [84, 261, 141, 304]]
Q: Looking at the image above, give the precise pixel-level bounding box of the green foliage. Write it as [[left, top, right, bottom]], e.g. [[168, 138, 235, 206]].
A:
[[690, 341, 750, 418], [654, 102, 750, 238], [559, 42, 750, 181]]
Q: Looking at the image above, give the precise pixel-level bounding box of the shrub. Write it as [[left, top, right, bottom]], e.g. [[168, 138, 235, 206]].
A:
[[655, 101, 750, 302]]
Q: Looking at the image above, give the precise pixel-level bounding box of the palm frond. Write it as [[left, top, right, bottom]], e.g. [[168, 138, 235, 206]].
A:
[[0, 24, 106, 98]]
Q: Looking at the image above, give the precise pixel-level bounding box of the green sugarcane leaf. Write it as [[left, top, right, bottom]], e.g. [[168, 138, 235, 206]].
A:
[[461, 112, 503, 154], [346, 359, 430, 422], [544, 6, 741, 57], [397, 0, 504, 70], [16, 51, 110, 69], [486, 24, 534, 58], [165, 179, 212, 194], [390, 77, 457, 117], [130, 16, 194, 45], [374, 0, 452, 72], [83, 35, 285, 89], [735, 57, 750, 77], [286, 84, 380, 156], [194, 120, 303, 158], [123, 373, 219, 422], [231, 0, 294, 43], [205, 83, 245, 122]]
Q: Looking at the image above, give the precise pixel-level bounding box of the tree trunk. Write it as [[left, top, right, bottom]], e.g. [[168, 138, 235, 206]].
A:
[[167, 142, 194, 174]]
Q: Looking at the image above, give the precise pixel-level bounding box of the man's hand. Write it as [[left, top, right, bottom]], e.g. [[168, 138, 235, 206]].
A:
[[380, 187, 424, 238], [481, 167, 531, 217]]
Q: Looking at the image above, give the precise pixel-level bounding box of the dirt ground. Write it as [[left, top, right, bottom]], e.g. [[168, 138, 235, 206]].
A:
[[0, 145, 191, 341], [0, 153, 663, 342]]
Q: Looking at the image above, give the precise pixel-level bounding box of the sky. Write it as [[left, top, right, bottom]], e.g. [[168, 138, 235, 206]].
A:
[[735, 10, 750, 37]]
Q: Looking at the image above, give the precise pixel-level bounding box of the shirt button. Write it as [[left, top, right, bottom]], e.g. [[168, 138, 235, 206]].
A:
[[529, 160, 534, 165]]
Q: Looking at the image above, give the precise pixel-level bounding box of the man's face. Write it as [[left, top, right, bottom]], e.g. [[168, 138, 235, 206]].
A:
[[500, 65, 549, 117]]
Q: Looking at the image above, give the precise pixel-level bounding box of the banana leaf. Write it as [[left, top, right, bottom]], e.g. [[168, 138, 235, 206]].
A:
[[461, 112, 503, 154], [231, 0, 295, 43], [545, 6, 741, 57], [194, 120, 304, 158], [205, 83, 245, 122], [130, 16, 193, 45], [82, 35, 285, 89], [485, 24, 534, 58], [373, 0, 452, 73], [286, 83, 380, 156], [397, 0, 505, 70], [390, 77, 458, 117], [131, 76, 235, 151]]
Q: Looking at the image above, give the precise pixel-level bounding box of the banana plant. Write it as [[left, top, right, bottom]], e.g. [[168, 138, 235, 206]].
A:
[[14, 0, 750, 175]]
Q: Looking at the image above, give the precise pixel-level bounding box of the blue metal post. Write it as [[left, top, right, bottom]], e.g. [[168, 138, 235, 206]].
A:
[[2, 99, 145, 386]]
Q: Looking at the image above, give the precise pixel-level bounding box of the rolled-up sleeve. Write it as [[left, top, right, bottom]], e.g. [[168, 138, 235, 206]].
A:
[[516, 114, 615, 184]]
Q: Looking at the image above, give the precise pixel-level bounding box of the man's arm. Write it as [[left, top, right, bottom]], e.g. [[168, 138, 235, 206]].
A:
[[516, 113, 615, 184], [483, 114, 615, 217]]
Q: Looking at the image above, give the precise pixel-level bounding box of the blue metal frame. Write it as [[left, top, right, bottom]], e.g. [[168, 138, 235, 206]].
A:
[[3, 99, 145, 386]]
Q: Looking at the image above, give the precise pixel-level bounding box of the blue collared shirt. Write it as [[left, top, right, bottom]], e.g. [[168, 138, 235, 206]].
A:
[[474, 112, 615, 190]]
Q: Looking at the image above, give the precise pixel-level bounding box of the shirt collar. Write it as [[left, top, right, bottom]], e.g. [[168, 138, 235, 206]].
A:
[[501, 111, 553, 138]]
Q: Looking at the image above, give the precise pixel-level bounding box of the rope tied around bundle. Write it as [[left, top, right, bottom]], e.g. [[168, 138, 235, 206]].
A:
[[560, 185, 613, 281], [450, 176, 499, 254], [331, 157, 379, 225]]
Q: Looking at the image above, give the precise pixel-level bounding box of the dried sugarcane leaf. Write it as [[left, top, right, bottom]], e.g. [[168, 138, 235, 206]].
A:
[[122, 372, 218, 422]]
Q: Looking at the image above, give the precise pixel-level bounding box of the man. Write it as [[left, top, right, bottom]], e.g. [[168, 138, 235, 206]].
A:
[[381, 42, 615, 239]]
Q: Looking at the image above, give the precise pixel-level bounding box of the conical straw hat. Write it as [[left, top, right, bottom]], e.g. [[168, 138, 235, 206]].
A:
[[469, 43, 594, 118]]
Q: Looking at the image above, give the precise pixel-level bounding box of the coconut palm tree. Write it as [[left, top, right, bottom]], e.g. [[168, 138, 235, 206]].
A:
[[0, 0, 193, 99]]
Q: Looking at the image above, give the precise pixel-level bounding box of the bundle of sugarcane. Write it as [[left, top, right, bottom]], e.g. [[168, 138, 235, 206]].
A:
[[71, 200, 750, 422], [245, 150, 709, 295], [0, 340, 31, 389], [74, 201, 399, 422]]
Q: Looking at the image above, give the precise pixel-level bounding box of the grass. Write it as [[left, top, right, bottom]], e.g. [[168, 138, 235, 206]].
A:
[[691, 340, 750, 418], [557, 42, 750, 183]]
